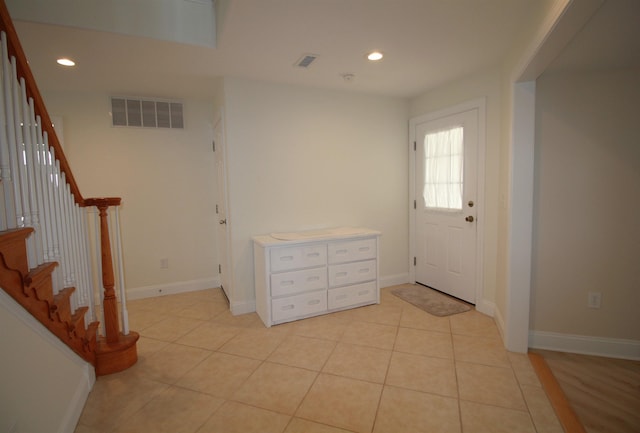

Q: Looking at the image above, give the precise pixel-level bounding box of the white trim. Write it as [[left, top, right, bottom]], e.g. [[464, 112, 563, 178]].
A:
[[475, 298, 495, 319], [230, 299, 256, 315], [379, 273, 410, 288], [126, 276, 220, 300], [505, 81, 536, 353], [408, 98, 487, 306], [529, 331, 640, 361], [58, 368, 95, 433], [493, 301, 506, 341]]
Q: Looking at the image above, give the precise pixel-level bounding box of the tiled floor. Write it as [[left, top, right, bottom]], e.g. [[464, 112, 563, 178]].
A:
[[74, 285, 563, 433]]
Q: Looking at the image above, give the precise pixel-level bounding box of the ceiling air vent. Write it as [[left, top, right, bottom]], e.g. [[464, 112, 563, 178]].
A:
[[111, 97, 184, 129], [295, 53, 318, 69]]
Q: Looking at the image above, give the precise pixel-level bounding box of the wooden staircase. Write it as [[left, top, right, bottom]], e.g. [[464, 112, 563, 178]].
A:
[[0, 0, 138, 376], [0, 228, 99, 364]]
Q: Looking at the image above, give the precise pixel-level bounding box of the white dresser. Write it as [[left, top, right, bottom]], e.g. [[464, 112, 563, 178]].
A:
[[253, 227, 381, 327]]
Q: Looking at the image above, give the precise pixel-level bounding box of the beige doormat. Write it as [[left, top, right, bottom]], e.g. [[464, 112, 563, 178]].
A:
[[391, 284, 472, 317]]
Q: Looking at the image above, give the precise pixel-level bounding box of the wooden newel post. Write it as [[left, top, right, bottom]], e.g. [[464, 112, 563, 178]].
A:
[[96, 202, 120, 343], [85, 197, 139, 375]]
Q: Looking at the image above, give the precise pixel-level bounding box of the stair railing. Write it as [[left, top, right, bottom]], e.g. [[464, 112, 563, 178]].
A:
[[0, 0, 136, 373]]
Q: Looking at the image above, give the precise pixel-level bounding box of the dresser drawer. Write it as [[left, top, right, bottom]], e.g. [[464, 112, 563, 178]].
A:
[[271, 290, 327, 323], [328, 281, 377, 310], [270, 244, 327, 272], [328, 238, 376, 264], [270, 268, 327, 297], [328, 259, 376, 287]]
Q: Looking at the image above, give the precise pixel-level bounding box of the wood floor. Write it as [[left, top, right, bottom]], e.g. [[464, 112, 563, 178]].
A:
[[531, 349, 640, 433]]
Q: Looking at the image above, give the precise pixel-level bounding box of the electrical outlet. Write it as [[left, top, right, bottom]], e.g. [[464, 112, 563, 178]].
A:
[[588, 291, 602, 309], [160, 258, 169, 269]]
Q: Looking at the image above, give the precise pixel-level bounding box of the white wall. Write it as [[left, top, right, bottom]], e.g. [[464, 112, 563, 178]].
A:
[[531, 68, 640, 351], [409, 67, 503, 312], [41, 91, 218, 296], [222, 77, 409, 312], [0, 291, 94, 433]]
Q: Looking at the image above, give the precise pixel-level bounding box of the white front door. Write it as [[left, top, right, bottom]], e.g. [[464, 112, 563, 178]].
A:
[[213, 114, 231, 301], [413, 108, 479, 304]]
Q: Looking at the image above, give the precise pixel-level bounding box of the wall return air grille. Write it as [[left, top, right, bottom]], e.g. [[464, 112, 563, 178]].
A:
[[110, 97, 184, 129]]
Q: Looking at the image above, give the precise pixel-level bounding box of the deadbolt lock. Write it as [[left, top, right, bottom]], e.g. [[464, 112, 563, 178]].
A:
[[468, 200, 474, 207]]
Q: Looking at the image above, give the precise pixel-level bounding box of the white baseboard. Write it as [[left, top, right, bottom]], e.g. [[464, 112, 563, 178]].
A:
[[59, 368, 95, 433], [231, 299, 256, 316], [380, 273, 410, 288], [126, 277, 220, 300], [529, 330, 640, 361]]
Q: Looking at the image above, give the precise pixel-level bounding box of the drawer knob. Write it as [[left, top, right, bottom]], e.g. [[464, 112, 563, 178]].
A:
[[308, 299, 321, 306], [282, 304, 295, 310]]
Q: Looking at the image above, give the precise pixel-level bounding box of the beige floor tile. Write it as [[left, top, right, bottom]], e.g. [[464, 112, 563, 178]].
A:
[[135, 336, 169, 358], [449, 310, 501, 339], [322, 343, 392, 383], [219, 327, 289, 360], [112, 386, 224, 433], [176, 322, 242, 351], [296, 374, 383, 433], [175, 300, 229, 321], [379, 286, 412, 308], [77, 369, 169, 431], [126, 308, 166, 331], [386, 352, 458, 398], [520, 385, 564, 433], [140, 316, 206, 342], [138, 343, 212, 384], [394, 326, 454, 359], [459, 400, 536, 433], [291, 314, 350, 341], [340, 321, 397, 350], [197, 400, 290, 433], [232, 362, 318, 415], [347, 303, 403, 326], [284, 418, 355, 433], [398, 304, 451, 333], [453, 334, 510, 367], [508, 352, 542, 387], [373, 386, 461, 433], [268, 335, 336, 371], [456, 361, 527, 410], [176, 351, 261, 398], [212, 310, 264, 328]]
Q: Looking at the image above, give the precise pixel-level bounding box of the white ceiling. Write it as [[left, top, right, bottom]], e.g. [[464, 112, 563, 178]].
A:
[[6, 0, 639, 100]]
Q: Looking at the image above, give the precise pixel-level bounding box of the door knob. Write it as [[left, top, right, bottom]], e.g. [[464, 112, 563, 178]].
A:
[[219, 219, 227, 225], [465, 216, 474, 222]]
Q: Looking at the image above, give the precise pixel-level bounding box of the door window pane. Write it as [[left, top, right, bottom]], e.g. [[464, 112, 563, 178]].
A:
[[423, 126, 463, 210]]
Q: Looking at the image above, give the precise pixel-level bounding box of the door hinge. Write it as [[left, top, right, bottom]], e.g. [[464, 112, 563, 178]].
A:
[[413, 141, 416, 151], [218, 264, 222, 274], [216, 204, 219, 214], [413, 257, 417, 266], [212, 140, 216, 152], [414, 200, 416, 209]]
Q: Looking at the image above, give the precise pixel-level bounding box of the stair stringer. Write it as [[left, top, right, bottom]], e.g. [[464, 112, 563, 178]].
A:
[[0, 228, 99, 365]]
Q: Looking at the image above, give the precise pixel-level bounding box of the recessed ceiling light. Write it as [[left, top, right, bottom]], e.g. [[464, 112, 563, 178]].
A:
[[56, 58, 76, 67], [367, 51, 383, 61]]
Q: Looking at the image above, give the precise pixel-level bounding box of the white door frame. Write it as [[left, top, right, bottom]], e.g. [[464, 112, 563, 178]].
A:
[[409, 98, 487, 313], [213, 109, 233, 307]]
